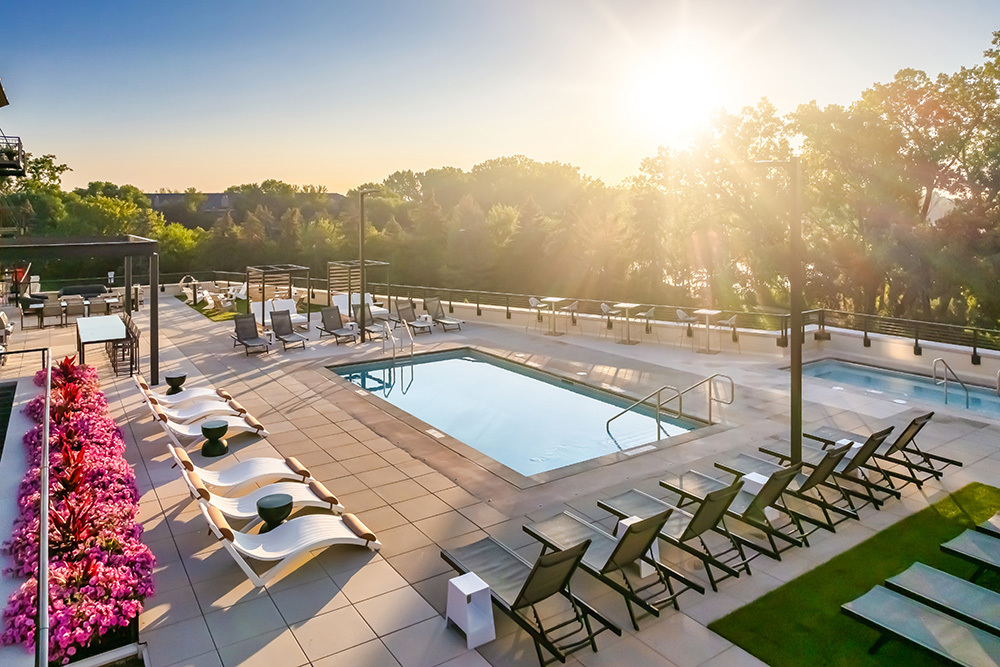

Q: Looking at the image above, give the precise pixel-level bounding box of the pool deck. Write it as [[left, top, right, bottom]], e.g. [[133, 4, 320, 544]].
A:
[[3, 298, 1000, 667]]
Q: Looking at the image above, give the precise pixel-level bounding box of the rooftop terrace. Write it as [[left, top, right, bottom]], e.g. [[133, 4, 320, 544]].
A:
[[1, 290, 998, 667]]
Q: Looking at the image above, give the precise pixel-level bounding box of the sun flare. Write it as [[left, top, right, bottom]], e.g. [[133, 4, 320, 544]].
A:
[[623, 42, 722, 147]]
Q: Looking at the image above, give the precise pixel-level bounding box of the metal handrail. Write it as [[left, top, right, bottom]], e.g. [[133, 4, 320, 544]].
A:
[[606, 384, 683, 445], [669, 373, 735, 425], [933, 358, 970, 408]]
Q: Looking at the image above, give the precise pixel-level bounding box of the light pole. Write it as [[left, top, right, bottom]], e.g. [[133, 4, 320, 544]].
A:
[[756, 157, 803, 463], [358, 188, 379, 343]]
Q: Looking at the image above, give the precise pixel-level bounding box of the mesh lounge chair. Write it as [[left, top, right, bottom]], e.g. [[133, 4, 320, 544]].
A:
[[182, 469, 344, 525], [441, 536, 621, 666], [715, 444, 858, 533], [941, 529, 1000, 583], [316, 306, 357, 344], [395, 301, 433, 335], [524, 510, 704, 631], [271, 309, 307, 350], [134, 374, 234, 407], [885, 562, 1000, 635], [598, 482, 751, 592], [166, 443, 311, 493], [841, 585, 1000, 664], [760, 426, 900, 511], [200, 504, 380, 587], [661, 462, 805, 557], [425, 296, 462, 332], [232, 313, 271, 355], [353, 303, 391, 340], [148, 403, 268, 441]]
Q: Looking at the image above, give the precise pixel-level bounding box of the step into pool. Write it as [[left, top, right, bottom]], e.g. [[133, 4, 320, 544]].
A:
[[331, 349, 697, 477]]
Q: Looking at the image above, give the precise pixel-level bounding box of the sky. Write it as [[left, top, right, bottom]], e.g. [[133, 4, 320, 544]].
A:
[[1, 0, 998, 194]]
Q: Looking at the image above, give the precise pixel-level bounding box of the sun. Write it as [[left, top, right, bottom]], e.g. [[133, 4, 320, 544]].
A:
[[623, 43, 722, 147]]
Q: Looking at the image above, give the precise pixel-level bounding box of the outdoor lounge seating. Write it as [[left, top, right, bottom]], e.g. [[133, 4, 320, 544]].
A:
[[441, 536, 621, 666], [977, 512, 1000, 539], [271, 309, 307, 350], [39, 300, 63, 328], [148, 404, 268, 441], [0, 311, 14, 345], [134, 374, 234, 407], [424, 296, 462, 331], [940, 529, 1000, 582], [760, 426, 900, 511], [353, 303, 391, 340], [143, 393, 246, 424], [661, 462, 805, 557], [884, 562, 1000, 635], [181, 469, 344, 525], [200, 504, 380, 587], [271, 298, 308, 328], [166, 443, 311, 492], [231, 313, 271, 355], [524, 510, 704, 630], [715, 443, 859, 532], [316, 305, 357, 344], [841, 585, 1000, 664], [598, 482, 752, 591], [395, 301, 433, 335]]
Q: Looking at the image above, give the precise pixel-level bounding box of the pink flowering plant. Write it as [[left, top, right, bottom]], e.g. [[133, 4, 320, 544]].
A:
[[2, 357, 154, 664]]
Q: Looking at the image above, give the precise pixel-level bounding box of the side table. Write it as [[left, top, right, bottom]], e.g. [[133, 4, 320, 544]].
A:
[[200, 419, 229, 457], [164, 374, 187, 395], [256, 493, 293, 533], [446, 572, 495, 650]]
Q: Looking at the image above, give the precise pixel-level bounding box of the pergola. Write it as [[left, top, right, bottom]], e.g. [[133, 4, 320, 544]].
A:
[[245, 263, 311, 325], [0, 235, 162, 382]]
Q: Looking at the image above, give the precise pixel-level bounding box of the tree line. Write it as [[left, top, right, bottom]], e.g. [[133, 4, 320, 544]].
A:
[[5, 31, 1000, 327]]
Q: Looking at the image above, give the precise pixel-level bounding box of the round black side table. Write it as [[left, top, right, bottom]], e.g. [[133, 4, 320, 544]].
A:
[[256, 493, 293, 533], [164, 374, 187, 396], [200, 419, 229, 457]]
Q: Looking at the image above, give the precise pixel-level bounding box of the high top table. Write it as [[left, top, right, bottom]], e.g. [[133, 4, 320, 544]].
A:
[[75, 315, 127, 365], [613, 302, 641, 345], [693, 309, 722, 354], [541, 296, 565, 336]]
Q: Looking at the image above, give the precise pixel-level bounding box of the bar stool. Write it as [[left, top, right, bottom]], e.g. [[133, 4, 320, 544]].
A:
[[714, 314, 741, 353], [675, 309, 698, 347], [526, 297, 545, 331], [599, 303, 620, 339], [638, 307, 659, 342], [559, 300, 579, 332]]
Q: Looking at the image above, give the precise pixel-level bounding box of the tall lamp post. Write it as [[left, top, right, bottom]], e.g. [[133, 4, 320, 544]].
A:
[[358, 188, 379, 343], [756, 157, 803, 463]]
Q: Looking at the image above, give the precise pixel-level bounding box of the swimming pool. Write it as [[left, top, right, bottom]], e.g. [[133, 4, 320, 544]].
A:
[[331, 350, 694, 476], [803, 359, 1000, 415]]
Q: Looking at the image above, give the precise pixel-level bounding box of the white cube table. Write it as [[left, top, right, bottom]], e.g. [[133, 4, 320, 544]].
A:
[[445, 572, 495, 650]]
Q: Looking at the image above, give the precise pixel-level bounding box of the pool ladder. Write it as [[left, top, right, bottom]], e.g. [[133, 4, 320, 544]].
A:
[[606, 373, 734, 443], [932, 358, 969, 408]]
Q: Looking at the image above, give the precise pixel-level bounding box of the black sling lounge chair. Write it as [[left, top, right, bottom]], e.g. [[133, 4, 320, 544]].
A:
[[885, 562, 1000, 636], [424, 296, 462, 332], [441, 536, 621, 666], [231, 314, 271, 356], [395, 301, 433, 335], [661, 462, 805, 558], [841, 586, 1000, 665], [598, 482, 750, 592], [759, 426, 899, 511], [524, 510, 704, 631], [271, 309, 307, 350], [316, 306, 357, 344], [352, 303, 391, 341], [714, 443, 857, 533]]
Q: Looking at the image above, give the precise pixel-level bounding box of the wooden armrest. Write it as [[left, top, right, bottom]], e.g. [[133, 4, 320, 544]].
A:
[[216, 388, 233, 400], [285, 457, 311, 479], [206, 505, 234, 542], [244, 414, 265, 431], [173, 447, 194, 471], [185, 471, 210, 501], [227, 399, 247, 415], [309, 480, 339, 506], [343, 513, 377, 543]]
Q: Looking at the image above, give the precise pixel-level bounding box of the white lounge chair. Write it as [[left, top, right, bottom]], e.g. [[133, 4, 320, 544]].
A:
[[181, 469, 343, 525], [143, 393, 246, 424], [166, 444, 311, 492], [134, 374, 234, 407], [148, 403, 268, 441], [200, 503, 380, 587], [271, 298, 308, 328]]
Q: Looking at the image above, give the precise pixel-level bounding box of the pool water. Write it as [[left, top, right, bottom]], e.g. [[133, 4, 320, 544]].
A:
[[803, 359, 1000, 416], [332, 350, 693, 476]]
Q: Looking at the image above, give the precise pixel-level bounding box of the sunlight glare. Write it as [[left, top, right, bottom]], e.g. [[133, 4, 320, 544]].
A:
[[623, 40, 722, 147]]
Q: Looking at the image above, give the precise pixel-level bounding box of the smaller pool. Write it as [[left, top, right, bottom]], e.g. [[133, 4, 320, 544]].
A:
[[803, 359, 1000, 416], [332, 350, 697, 476]]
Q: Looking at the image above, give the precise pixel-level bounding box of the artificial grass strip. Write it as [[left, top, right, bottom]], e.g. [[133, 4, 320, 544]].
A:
[[708, 482, 1000, 667], [174, 294, 237, 322]]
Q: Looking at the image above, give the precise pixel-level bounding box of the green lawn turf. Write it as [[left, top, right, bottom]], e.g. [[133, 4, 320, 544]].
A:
[[174, 294, 237, 322], [708, 482, 1000, 666]]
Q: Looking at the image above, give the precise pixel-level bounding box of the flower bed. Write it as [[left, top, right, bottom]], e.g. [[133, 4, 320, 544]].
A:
[[1, 357, 155, 664]]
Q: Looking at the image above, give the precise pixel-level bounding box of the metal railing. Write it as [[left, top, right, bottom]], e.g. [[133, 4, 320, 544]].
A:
[[665, 373, 735, 425], [606, 384, 683, 446], [933, 358, 970, 408]]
